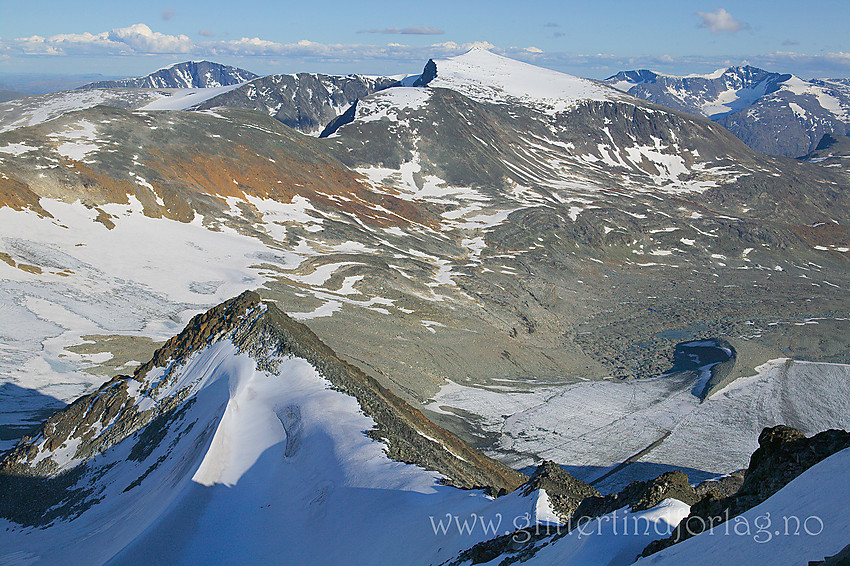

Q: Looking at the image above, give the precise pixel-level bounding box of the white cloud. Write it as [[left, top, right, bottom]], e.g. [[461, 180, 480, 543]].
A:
[[1, 24, 195, 57], [3, 22, 849, 80], [696, 8, 745, 34], [107, 24, 193, 54]]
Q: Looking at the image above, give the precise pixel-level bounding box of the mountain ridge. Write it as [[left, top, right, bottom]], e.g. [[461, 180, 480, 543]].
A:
[[77, 60, 258, 89], [604, 65, 850, 157]]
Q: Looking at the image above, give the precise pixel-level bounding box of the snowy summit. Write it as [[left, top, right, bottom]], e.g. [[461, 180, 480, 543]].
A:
[[427, 47, 626, 112]]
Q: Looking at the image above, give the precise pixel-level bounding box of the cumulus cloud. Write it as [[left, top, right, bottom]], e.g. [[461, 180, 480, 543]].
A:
[[107, 23, 193, 53], [696, 8, 745, 34], [0, 24, 195, 57], [199, 29, 215, 38], [357, 27, 444, 35]]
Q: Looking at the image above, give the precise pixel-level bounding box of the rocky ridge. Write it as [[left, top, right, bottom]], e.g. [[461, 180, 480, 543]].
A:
[[0, 291, 526, 526]]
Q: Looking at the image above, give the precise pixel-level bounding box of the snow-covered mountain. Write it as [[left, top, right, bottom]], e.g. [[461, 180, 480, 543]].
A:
[[604, 66, 850, 157], [4, 292, 845, 565], [78, 60, 258, 89], [0, 48, 849, 565], [0, 292, 532, 564]]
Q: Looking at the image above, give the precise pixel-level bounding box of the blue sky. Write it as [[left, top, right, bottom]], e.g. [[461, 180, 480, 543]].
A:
[[1, 0, 848, 80]]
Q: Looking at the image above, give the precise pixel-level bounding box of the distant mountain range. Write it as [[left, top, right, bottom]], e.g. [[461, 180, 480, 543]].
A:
[[604, 66, 850, 157], [77, 60, 258, 89]]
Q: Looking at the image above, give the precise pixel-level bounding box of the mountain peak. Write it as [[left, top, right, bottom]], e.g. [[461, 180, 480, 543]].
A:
[[77, 61, 258, 90], [427, 49, 625, 112]]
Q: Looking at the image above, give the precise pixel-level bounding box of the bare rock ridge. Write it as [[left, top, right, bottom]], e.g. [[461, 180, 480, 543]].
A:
[[412, 59, 437, 87], [0, 291, 526, 526], [641, 425, 850, 558]]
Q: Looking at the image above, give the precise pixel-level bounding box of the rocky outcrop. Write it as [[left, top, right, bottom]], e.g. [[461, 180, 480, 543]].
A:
[[447, 468, 699, 566], [693, 469, 745, 499], [520, 461, 600, 521], [642, 425, 850, 558], [573, 470, 699, 520], [78, 61, 258, 89], [412, 59, 437, 87], [319, 100, 358, 138]]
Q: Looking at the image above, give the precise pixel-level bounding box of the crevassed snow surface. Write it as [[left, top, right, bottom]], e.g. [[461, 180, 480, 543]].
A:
[[429, 48, 624, 113], [427, 359, 850, 490], [0, 197, 306, 446], [0, 340, 560, 566]]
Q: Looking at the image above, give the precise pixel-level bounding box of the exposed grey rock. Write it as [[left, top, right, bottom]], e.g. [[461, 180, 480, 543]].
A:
[[520, 461, 600, 521], [573, 470, 699, 519], [694, 469, 745, 499], [446, 469, 699, 566], [605, 66, 789, 119], [412, 59, 437, 87]]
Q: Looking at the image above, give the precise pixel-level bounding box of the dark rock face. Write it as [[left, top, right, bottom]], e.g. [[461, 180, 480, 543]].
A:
[[520, 461, 600, 520], [810, 543, 850, 566], [412, 59, 437, 87], [0, 291, 526, 526], [191, 72, 398, 132], [641, 425, 850, 558], [319, 100, 358, 138], [719, 93, 849, 158], [78, 61, 258, 89]]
